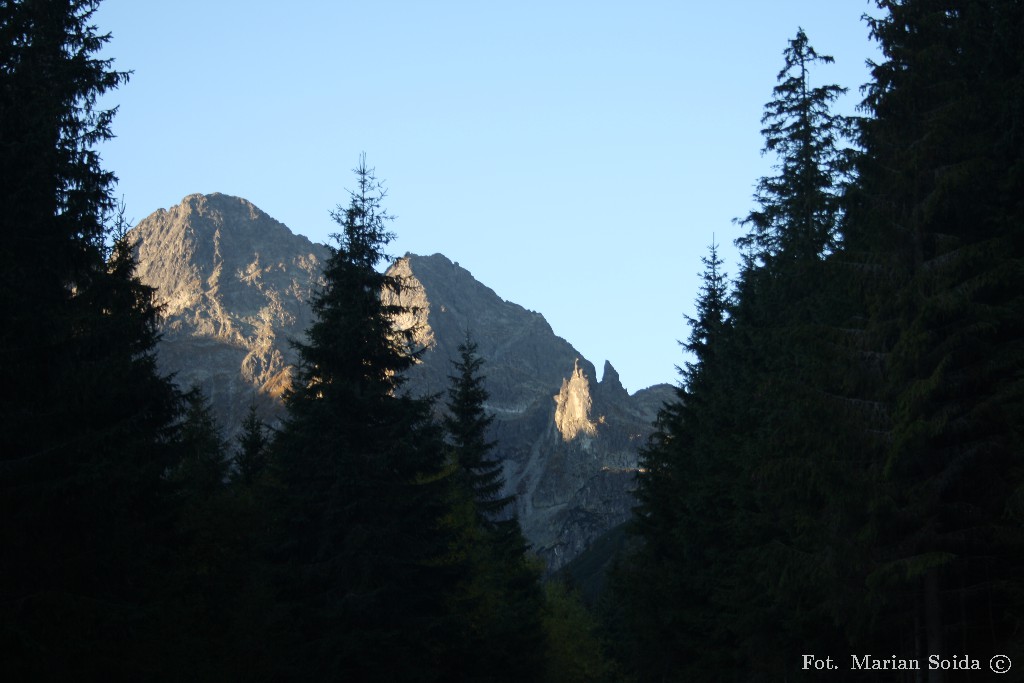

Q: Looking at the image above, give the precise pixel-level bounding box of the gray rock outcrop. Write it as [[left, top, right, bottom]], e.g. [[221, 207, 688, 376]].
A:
[[129, 193, 329, 427], [385, 255, 672, 568], [128, 193, 673, 570]]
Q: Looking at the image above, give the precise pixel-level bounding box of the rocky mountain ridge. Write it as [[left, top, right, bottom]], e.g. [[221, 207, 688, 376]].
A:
[[128, 193, 673, 569]]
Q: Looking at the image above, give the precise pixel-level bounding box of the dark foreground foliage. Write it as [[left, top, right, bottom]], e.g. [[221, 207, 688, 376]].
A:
[[6, 1, 1021, 681], [611, 4, 1024, 681]]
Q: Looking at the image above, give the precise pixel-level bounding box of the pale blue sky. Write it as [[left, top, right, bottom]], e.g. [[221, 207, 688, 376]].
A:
[[96, 1, 881, 393]]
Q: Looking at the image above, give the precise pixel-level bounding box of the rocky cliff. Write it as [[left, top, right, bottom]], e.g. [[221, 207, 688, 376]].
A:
[[128, 193, 673, 570], [129, 193, 329, 428]]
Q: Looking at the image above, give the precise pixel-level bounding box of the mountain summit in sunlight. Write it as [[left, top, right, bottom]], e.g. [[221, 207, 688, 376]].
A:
[[128, 193, 672, 569]]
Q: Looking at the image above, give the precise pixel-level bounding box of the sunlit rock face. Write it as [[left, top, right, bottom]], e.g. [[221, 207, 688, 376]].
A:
[[128, 193, 328, 427], [131, 194, 674, 570], [385, 255, 673, 570], [554, 359, 599, 442]]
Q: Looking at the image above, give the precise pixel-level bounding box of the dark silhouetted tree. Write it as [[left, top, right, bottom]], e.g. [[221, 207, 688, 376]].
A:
[[268, 156, 463, 681], [615, 242, 739, 681], [736, 27, 854, 268], [614, 29, 863, 681], [0, 1, 185, 677], [847, 0, 1024, 665], [442, 335, 546, 682], [232, 401, 270, 487], [444, 335, 513, 524]]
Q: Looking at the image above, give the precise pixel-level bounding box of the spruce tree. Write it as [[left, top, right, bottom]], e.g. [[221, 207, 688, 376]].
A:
[[616, 30, 863, 679], [848, 0, 1024, 663], [618, 242, 738, 681], [442, 335, 546, 682], [0, 2, 184, 677], [162, 389, 250, 680], [232, 401, 270, 487], [172, 388, 229, 494], [444, 335, 514, 524], [268, 156, 461, 681], [736, 27, 854, 268], [725, 29, 863, 673]]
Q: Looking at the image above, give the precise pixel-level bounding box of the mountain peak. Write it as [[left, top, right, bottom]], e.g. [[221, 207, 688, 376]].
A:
[[130, 194, 670, 571], [142, 193, 316, 247], [601, 360, 621, 388], [128, 195, 328, 417]]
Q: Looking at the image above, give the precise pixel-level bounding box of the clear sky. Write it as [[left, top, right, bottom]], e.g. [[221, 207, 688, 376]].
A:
[[95, 0, 881, 394]]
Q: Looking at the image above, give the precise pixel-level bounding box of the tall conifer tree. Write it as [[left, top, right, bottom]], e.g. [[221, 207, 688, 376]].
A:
[[444, 336, 514, 524], [849, 0, 1024, 663], [442, 336, 546, 682], [269, 156, 461, 681], [617, 243, 736, 681], [727, 29, 863, 672], [0, 1, 184, 677], [736, 28, 854, 268], [616, 30, 862, 680], [232, 402, 270, 487]]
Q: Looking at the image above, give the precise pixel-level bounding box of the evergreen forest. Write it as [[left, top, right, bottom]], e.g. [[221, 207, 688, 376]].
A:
[[2, 1, 1022, 681]]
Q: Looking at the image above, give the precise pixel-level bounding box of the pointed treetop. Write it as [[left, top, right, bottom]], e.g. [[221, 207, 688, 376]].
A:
[[329, 152, 396, 270], [736, 28, 855, 267]]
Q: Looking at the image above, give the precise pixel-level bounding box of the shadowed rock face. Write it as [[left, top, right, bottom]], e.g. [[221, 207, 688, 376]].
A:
[[129, 193, 673, 570], [385, 256, 673, 568]]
